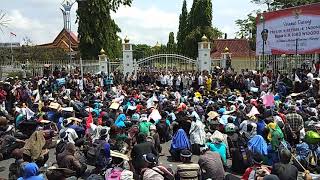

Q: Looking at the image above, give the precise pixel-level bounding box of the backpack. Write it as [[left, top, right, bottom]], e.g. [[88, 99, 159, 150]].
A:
[[86, 141, 107, 166], [107, 168, 122, 180]]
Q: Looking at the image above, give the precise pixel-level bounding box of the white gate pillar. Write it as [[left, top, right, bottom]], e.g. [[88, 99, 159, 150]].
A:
[[198, 35, 211, 72], [98, 48, 108, 74], [122, 36, 134, 76], [221, 47, 232, 69]]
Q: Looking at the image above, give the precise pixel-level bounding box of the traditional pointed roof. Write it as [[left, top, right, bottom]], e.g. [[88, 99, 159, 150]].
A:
[[211, 39, 255, 59], [38, 28, 79, 52]]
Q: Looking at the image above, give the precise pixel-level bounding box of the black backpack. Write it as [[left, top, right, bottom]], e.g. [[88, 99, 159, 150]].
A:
[[87, 140, 108, 167]]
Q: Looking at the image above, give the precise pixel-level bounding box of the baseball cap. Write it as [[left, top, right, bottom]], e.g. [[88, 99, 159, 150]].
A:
[[143, 153, 157, 165]]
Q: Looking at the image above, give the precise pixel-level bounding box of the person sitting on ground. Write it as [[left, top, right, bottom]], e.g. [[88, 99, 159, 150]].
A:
[[175, 149, 201, 180], [55, 131, 69, 155], [170, 128, 191, 161], [56, 142, 85, 177], [271, 149, 298, 180], [22, 131, 49, 167], [92, 128, 111, 172], [198, 146, 225, 180], [242, 153, 271, 180], [0, 124, 24, 160], [105, 151, 133, 180], [207, 135, 227, 166], [141, 153, 174, 180], [131, 133, 158, 175], [149, 124, 162, 154], [59, 120, 80, 146], [17, 162, 45, 180]]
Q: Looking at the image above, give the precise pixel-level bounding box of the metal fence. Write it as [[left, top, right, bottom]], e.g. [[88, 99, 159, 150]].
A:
[[211, 54, 319, 74], [1, 54, 318, 80], [0, 58, 123, 79], [257, 54, 317, 73]]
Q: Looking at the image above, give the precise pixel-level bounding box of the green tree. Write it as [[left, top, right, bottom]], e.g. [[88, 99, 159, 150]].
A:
[[235, 11, 259, 50], [133, 44, 152, 60], [184, 26, 223, 58], [183, 0, 223, 58], [77, 0, 132, 60], [167, 32, 177, 53], [252, 0, 320, 10], [177, 0, 188, 54]]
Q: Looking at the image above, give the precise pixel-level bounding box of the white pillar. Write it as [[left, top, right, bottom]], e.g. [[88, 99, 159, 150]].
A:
[[221, 52, 232, 69], [198, 35, 211, 72], [98, 49, 108, 75], [122, 36, 134, 76]]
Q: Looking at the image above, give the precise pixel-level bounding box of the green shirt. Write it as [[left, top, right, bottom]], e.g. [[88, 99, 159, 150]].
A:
[[139, 121, 152, 135]]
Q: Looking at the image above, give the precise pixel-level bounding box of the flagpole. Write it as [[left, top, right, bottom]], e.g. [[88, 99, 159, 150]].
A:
[[10, 34, 13, 66]]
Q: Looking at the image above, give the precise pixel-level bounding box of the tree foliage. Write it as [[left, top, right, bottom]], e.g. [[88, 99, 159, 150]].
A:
[[235, 12, 259, 50], [76, 0, 132, 60], [177, 0, 223, 58], [132, 44, 152, 60], [167, 32, 177, 53], [252, 0, 320, 10], [0, 46, 68, 65], [177, 0, 188, 54]]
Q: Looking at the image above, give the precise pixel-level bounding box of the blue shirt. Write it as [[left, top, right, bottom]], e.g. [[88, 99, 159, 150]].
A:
[[257, 120, 266, 136], [207, 142, 227, 165]]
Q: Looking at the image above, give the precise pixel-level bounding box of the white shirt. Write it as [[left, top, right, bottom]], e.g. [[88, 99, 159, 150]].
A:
[[189, 120, 206, 145], [176, 75, 181, 86], [160, 75, 166, 85], [60, 128, 78, 144], [198, 75, 203, 86], [77, 79, 84, 90]]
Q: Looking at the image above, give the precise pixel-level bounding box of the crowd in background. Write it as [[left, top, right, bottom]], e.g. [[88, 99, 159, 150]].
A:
[[0, 65, 319, 180]]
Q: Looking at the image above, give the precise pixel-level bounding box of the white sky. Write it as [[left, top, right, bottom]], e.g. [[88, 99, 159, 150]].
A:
[[0, 0, 267, 45]]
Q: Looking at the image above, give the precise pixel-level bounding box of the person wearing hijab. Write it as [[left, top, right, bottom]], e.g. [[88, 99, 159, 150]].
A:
[[170, 129, 191, 161], [267, 122, 284, 151], [207, 136, 227, 165], [115, 113, 126, 128], [248, 135, 268, 157], [18, 162, 44, 180]]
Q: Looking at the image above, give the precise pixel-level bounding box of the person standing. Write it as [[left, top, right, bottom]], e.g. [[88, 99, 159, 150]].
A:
[[285, 105, 304, 146], [189, 117, 206, 155]]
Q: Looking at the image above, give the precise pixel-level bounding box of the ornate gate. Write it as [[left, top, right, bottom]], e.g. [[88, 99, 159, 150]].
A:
[[135, 54, 197, 72]]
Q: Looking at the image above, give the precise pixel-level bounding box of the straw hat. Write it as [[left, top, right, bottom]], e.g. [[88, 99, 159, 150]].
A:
[[66, 117, 82, 124], [48, 102, 61, 110], [207, 111, 219, 120], [110, 150, 129, 161]]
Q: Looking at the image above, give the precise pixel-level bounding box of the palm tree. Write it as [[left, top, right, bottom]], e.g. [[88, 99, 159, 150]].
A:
[[0, 10, 10, 32]]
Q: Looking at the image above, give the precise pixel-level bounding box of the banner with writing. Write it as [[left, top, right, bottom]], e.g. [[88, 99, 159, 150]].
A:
[[256, 3, 320, 55]]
